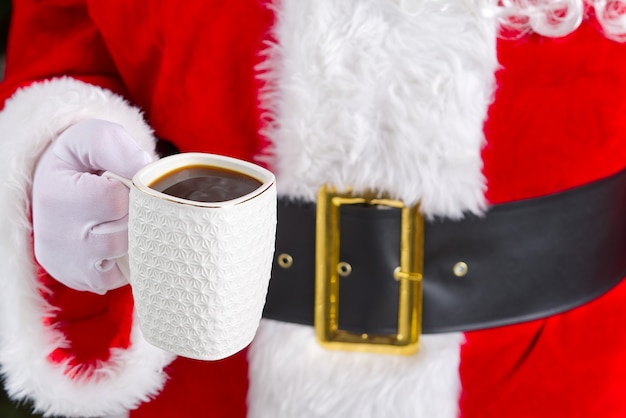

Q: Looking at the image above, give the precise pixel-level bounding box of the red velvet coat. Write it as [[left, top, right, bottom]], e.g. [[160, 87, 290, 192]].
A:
[[1, 0, 626, 417]]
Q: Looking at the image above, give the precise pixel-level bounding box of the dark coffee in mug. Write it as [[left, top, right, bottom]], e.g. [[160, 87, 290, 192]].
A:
[[149, 165, 262, 202]]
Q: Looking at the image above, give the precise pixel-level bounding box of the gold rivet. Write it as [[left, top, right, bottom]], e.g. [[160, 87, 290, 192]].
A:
[[277, 253, 293, 269], [337, 261, 352, 277], [453, 262, 468, 277]]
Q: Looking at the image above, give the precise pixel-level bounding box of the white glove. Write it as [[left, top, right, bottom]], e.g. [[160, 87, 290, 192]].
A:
[[32, 119, 155, 294]]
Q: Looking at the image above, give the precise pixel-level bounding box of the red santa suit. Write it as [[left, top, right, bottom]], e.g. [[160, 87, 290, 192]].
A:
[[1, 0, 626, 417]]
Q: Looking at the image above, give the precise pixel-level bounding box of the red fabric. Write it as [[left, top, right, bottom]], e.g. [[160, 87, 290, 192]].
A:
[[86, 0, 274, 161], [460, 19, 626, 418], [131, 352, 249, 418], [38, 266, 134, 377], [482, 22, 626, 202], [460, 280, 626, 418], [0, 0, 125, 106]]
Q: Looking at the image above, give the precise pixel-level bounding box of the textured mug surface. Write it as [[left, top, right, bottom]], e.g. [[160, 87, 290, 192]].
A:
[[127, 153, 276, 360]]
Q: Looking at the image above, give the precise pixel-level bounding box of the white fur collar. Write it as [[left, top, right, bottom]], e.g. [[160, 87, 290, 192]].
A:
[[257, 0, 498, 218]]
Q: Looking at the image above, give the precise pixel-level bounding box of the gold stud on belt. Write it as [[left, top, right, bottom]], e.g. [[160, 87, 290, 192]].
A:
[[314, 185, 424, 355]]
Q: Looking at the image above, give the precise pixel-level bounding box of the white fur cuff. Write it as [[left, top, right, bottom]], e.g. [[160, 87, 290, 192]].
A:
[[0, 77, 175, 417]]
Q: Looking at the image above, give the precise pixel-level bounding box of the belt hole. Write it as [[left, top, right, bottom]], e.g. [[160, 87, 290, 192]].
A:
[[337, 261, 352, 277], [277, 253, 294, 269], [453, 262, 468, 277]]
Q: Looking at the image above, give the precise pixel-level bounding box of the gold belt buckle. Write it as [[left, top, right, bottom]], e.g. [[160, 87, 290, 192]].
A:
[[315, 185, 424, 355]]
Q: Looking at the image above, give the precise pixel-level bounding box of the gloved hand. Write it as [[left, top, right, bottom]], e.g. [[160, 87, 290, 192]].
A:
[[32, 119, 155, 294]]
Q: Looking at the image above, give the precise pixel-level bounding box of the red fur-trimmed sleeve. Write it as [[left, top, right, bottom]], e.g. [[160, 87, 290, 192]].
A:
[[0, 77, 176, 417], [0, 2, 176, 416], [0, 0, 126, 104]]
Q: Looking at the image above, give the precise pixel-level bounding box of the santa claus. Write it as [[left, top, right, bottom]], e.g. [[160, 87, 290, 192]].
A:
[[1, 0, 626, 417]]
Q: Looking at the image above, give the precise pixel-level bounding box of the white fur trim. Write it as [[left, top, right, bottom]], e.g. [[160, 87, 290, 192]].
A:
[[257, 0, 499, 218], [0, 77, 176, 417], [250, 0, 499, 415], [248, 320, 464, 418]]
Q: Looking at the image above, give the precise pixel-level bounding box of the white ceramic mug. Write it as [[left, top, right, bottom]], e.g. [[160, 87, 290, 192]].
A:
[[105, 152, 276, 360]]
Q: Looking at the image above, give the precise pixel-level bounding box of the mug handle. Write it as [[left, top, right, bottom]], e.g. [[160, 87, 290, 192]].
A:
[[102, 170, 133, 188], [102, 170, 133, 280]]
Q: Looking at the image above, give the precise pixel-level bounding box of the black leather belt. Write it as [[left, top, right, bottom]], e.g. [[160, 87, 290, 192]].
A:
[[263, 169, 626, 335]]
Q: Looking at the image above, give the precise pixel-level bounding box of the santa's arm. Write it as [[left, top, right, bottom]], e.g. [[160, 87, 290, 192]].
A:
[[0, 1, 175, 417]]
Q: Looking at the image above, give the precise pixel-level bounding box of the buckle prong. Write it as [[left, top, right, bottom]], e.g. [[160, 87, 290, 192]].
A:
[[393, 266, 423, 282], [315, 185, 424, 355]]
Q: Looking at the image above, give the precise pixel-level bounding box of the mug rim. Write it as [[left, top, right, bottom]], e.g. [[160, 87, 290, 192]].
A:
[[132, 152, 276, 208]]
